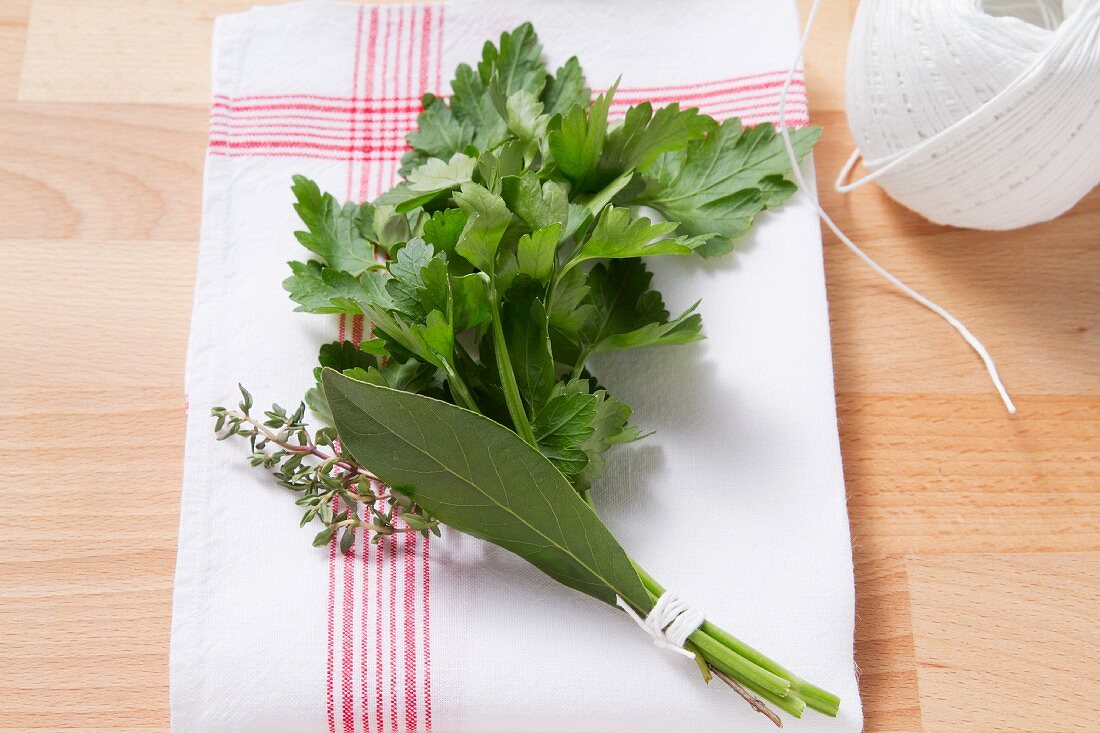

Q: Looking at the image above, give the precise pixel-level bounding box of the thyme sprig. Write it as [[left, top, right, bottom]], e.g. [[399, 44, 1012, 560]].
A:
[[213, 385, 440, 553]]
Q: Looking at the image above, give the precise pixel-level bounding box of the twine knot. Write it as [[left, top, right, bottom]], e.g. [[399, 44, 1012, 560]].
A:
[[616, 593, 705, 659]]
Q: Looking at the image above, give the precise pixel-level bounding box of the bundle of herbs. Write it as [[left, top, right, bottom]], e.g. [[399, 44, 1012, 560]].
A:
[[212, 23, 837, 725]]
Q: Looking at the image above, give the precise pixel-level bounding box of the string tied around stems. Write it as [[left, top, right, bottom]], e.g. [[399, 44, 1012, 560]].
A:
[[616, 593, 705, 659]]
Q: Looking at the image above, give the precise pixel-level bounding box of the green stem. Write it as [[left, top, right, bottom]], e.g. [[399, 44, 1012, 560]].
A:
[[688, 629, 792, 700], [702, 621, 839, 716], [633, 563, 839, 717], [555, 255, 580, 282], [579, 495, 831, 718], [568, 346, 591, 380], [486, 279, 537, 446], [630, 563, 791, 699], [441, 363, 480, 414], [633, 578, 803, 722], [750, 678, 807, 718]]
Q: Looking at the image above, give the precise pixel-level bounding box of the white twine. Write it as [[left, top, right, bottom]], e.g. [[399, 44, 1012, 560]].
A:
[[774, 0, 1082, 411], [616, 593, 705, 659]]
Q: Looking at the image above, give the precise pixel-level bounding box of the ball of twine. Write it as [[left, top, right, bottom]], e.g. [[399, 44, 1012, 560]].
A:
[[841, 0, 1100, 230]]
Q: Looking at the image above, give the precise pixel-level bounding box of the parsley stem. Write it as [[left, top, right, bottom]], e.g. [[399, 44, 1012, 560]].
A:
[[584, 496, 797, 708], [486, 279, 537, 446], [630, 560, 797, 715], [440, 362, 480, 414], [703, 620, 840, 717], [569, 347, 591, 380], [632, 563, 839, 717], [691, 633, 803, 714]]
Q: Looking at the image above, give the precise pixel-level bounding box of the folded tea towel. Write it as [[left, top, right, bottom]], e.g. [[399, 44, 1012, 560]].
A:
[[171, 1, 863, 731]]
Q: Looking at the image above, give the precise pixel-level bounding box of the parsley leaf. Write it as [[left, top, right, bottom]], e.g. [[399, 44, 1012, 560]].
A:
[[404, 95, 475, 165], [454, 183, 512, 273], [601, 102, 715, 174], [386, 238, 437, 317], [450, 23, 546, 152], [503, 294, 556, 409], [542, 56, 589, 117], [377, 153, 477, 214], [515, 224, 560, 284], [501, 170, 569, 232], [365, 204, 413, 257], [407, 153, 476, 192], [449, 273, 492, 331], [565, 206, 707, 269], [290, 176, 377, 276], [576, 386, 641, 489], [284, 260, 379, 315], [546, 82, 617, 192], [532, 384, 599, 479], [304, 340, 387, 425], [580, 258, 704, 355], [547, 265, 595, 338], [417, 256, 491, 331], [412, 310, 455, 367], [637, 121, 822, 256], [422, 208, 470, 270], [503, 90, 549, 156]]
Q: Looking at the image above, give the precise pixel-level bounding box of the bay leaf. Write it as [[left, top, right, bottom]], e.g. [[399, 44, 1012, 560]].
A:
[[322, 369, 650, 610]]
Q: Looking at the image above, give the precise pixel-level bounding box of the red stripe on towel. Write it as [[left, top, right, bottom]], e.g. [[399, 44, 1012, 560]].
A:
[[388, 533, 399, 731], [208, 139, 411, 154], [212, 100, 425, 115], [339, 10, 366, 733], [345, 5, 365, 210], [208, 149, 417, 162], [607, 77, 805, 105], [360, 5, 382, 203], [340, 525, 357, 733], [208, 70, 802, 105], [326, 502, 338, 733], [403, 532, 419, 733], [420, 7, 432, 98], [421, 527, 433, 732], [375, 522, 385, 733]]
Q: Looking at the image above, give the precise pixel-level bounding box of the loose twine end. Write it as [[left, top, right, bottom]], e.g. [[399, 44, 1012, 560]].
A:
[[778, 0, 1018, 416]]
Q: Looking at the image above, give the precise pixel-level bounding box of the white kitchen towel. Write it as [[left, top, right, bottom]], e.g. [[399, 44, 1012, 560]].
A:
[[171, 1, 863, 731]]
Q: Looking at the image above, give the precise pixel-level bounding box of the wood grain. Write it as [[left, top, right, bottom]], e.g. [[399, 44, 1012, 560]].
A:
[[908, 553, 1100, 732], [0, 103, 208, 241], [1, 1, 1097, 731]]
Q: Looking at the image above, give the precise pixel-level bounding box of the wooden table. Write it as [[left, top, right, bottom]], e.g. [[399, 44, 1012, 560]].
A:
[[1, 1, 1096, 730]]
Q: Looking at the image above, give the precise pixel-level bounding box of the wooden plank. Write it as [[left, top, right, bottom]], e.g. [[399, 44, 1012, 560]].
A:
[[838, 395, 1100, 556], [0, 238, 196, 388], [0, 102, 208, 241], [853, 554, 923, 733], [0, 1, 29, 101], [907, 553, 1100, 732], [814, 111, 1100, 399], [0, 386, 181, 732], [20, 0, 244, 105], [18, 0, 406, 105]]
